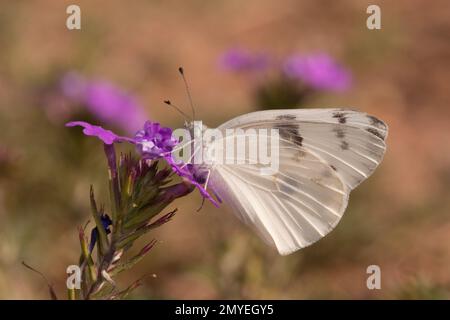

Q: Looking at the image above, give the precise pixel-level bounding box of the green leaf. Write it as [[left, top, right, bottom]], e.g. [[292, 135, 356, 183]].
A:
[[22, 261, 58, 300], [117, 209, 177, 249], [89, 282, 115, 299], [109, 239, 157, 277], [90, 186, 109, 256], [78, 226, 97, 283], [108, 277, 146, 300], [122, 200, 169, 230]]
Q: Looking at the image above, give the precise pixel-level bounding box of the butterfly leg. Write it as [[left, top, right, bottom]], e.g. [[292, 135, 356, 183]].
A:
[[196, 169, 211, 212], [204, 169, 211, 190]]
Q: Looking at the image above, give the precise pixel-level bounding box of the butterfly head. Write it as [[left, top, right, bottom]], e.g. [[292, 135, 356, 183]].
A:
[[184, 120, 208, 138]]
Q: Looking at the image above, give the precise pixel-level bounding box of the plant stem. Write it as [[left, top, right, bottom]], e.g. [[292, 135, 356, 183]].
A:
[[104, 144, 122, 236]]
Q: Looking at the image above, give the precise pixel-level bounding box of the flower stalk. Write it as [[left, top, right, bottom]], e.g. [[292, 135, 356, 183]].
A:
[[72, 150, 194, 299]]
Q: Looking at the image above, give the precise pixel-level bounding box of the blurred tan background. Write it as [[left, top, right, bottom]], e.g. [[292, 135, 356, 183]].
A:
[[1, 0, 450, 299]]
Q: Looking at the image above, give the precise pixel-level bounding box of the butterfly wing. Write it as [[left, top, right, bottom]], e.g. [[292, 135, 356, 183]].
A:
[[208, 108, 387, 255]]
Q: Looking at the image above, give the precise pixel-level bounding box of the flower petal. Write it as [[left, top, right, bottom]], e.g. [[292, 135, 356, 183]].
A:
[[66, 121, 133, 145], [134, 121, 178, 159], [166, 157, 219, 207]]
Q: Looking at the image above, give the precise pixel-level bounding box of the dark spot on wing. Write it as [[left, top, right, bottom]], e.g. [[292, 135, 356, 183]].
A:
[[367, 115, 385, 129], [366, 127, 385, 140], [333, 127, 345, 139], [292, 134, 304, 146], [330, 165, 337, 171], [275, 123, 303, 146], [332, 112, 347, 124], [340, 141, 349, 150], [276, 114, 296, 121]]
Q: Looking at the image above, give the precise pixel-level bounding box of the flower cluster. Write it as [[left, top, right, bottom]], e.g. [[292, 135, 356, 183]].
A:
[[66, 121, 218, 206], [134, 122, 178, 159], [219, 49, 352, 108], [220, 49, 351, 92]]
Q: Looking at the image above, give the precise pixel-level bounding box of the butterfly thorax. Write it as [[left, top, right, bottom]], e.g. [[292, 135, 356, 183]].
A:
[[182, 121, 213, 182]]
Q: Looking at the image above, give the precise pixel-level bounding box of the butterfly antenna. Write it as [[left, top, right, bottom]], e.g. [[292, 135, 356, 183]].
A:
[[178, 67, 196, 120], [196, 197, 206, 212], [164, 100, 192, 121]]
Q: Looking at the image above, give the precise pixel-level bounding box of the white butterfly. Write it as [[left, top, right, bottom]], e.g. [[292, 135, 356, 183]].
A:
[[185, 108, 388, 255]]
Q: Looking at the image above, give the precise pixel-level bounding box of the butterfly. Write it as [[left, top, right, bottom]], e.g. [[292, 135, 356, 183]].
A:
[[182, 108, 388, 255]]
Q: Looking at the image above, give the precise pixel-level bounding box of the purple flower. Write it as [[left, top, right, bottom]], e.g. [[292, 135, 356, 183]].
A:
[[66, 120, 219, 206], [65, 121, 132, 145], [219, 49, 269, 72], [133, 124, 219, 206], [134, 121, 179, 159], [89, 214, 112, 252], [61, 72, 147, 133], [283, 54, 352, 91], [134, 124, 219, 206], [166, 158, 219, 207]]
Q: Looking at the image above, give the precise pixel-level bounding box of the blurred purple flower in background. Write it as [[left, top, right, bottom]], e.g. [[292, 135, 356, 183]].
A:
[[283, 53, 351, 92], [60, 72, 147, 134], [217, 49, 352, 108], [219, 48, 269, 72]]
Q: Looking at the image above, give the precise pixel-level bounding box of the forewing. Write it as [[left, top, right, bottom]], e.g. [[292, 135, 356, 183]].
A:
[[217, 108, 388, 190]]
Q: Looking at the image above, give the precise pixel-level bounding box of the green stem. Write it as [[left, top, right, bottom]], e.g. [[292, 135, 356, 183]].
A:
[[67, 288, 76, 300], [90, 186, 109, 255], [104, 144, 122, 237], [78, 226, 97, 283]]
